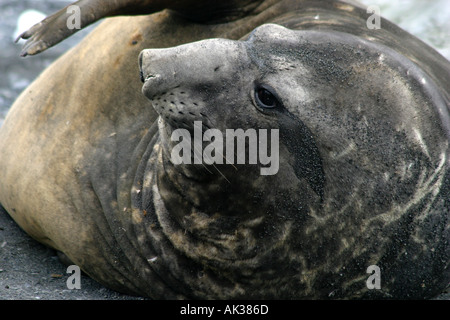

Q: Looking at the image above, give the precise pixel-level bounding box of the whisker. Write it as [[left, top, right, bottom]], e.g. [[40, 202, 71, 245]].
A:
[[211, 163, 231, 184], [171, 120, 213, 174]]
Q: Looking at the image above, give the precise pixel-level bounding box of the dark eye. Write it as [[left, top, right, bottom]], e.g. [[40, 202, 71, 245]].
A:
[[254, 85, 281, 110]]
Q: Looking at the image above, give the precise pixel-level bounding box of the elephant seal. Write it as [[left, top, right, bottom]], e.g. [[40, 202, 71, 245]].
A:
[[1, 0, 449, 299]]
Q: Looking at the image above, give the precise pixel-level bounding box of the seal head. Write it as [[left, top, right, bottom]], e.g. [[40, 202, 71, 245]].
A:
[[140, 24, 449, 298]]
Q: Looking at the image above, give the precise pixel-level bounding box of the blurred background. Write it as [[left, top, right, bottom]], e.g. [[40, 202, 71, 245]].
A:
[[0, 0, 450, 127]]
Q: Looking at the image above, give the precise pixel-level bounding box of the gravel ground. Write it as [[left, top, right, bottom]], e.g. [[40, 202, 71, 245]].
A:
[[0, 206, 142, 300], [0, 0, 449, 300]]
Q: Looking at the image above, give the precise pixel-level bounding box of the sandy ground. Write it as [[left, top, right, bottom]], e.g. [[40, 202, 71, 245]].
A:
[[0, 0, 449, 300]]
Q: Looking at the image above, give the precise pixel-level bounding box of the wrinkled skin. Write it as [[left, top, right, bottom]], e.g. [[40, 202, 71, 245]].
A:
[[0, 0, 449, 299]]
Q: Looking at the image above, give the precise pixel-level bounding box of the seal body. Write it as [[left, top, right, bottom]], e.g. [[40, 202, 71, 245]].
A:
[[0, 0, 449, 299]]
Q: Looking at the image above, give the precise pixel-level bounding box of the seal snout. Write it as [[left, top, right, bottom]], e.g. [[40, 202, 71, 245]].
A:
[[140, 39, 245, 98], [138, 51, 145, 83], [139, 50, 160, 85]]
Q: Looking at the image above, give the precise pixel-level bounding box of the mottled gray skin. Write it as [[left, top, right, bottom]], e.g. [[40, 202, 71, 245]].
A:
[[0, 0, 449, 299], [139, 24, 450, 299]]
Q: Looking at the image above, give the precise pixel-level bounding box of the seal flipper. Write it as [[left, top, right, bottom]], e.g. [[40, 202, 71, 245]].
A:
[[17, 0, 138, 57], [17, 0, 265, 56]]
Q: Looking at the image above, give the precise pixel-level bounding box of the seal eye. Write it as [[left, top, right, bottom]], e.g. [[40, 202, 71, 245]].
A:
[[254, 85, 281, 110]]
